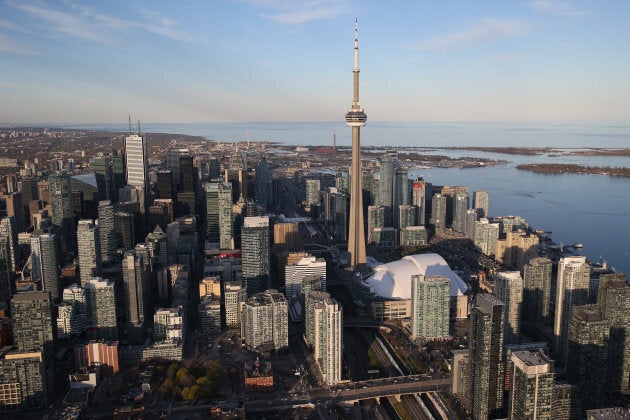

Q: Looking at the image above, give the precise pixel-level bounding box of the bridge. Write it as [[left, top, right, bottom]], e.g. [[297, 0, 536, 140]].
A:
[[244, 375, 451, 412]]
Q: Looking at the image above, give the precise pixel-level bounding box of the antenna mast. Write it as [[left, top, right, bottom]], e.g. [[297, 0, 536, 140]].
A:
[[137, 120, 141, 134], [128, 115, 132, 134]]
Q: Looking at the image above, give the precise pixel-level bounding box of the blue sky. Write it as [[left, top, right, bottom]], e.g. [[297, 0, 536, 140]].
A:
[[1, 0, 629, 123]]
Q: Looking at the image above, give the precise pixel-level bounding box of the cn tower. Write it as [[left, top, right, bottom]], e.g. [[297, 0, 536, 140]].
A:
[[346, 18, 367, 268]]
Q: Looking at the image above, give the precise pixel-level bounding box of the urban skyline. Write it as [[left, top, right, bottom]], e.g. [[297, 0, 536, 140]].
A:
[[2, 1, 630, 124]]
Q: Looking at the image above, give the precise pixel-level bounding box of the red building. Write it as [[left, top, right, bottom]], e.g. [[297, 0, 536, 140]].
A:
[[74, 341, 119, 376]]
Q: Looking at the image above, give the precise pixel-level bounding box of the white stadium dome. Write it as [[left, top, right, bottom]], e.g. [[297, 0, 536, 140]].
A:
[[363, 253, 468, 299]]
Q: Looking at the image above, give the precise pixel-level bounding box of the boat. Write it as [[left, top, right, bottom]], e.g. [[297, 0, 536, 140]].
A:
[[573, 243, 584, 249]]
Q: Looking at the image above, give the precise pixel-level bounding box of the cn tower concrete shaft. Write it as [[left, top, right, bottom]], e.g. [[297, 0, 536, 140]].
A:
[[345, 19, 367, 268]]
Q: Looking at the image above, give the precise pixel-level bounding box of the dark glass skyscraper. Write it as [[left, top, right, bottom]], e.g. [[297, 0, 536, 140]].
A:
[[241, 216, 270, 295], [470, 293, 505, 420]]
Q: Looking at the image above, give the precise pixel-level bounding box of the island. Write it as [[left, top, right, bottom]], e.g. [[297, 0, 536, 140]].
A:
[[516, 163, 630, 177]]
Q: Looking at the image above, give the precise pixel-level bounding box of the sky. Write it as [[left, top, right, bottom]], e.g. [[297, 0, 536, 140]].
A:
[[1, 0, 630, 124]]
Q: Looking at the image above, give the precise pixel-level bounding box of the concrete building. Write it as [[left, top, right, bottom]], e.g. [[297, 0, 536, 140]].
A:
[[241, 289, 288, 353], [285, 255, 326, 299], [410, 275, 450, 340], [451, 349, 470, 403], [367, 205, 385, 244], [30, 233, 59, 301], [495, 229, 539, 271], [474, 218, 500, 257], [400, 225, 427, 247], [305, 179, 321, 208], [224, 281, 246, 329], [493, 271, 523, 344], [554, 256, 590, 363], [77, 220, 102, 284], [199, 277, 221, 299], [83, 277, 117, 341], [154, 307, 184, 341], [469, 293, 505, 420], [273, 222, 302, 253], [312, 295, 343, 385], [199, 295, 221, 335], [125, 133, 148, 190], [0, 349, 52, 411], [508, 350, 554, 420]]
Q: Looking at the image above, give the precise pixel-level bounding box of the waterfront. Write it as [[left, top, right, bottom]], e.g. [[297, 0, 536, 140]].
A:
[[51, 121, 630, 274]]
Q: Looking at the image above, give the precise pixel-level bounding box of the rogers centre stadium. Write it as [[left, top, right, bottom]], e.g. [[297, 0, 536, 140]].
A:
[[363, 253, 469, 319]]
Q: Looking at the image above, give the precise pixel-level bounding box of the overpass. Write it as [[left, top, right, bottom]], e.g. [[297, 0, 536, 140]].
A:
[[244, 375, 450, 413]]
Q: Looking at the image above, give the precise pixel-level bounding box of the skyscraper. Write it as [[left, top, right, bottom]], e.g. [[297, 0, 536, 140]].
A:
[[97, 200, 117, 264], [410, 275, 450, 340], [0, 236, 13, 304], [469, 293, 505, 420], [523, 257, 553, 327], [83, 277, 118, 340], [566, 305, 610, 410], [597, 273, 630, 391], [206, 182, 234, 249], [178, 155, 195, 193], [346, 19, 367, 268], [256, 156, 271, 208], [493, 271, 523, 344], [11, 291, 55, 352], [378, 151, 397, 224], [242, 216, 270, 295], [49, 171, 76, 250], [430, 193, 446, 228], [30, 233, 59, 301], [166, 148, 189, 192], [224, 281, 247, 329], [367, 205, 386, 244], [305, 179, 321, 208], [156, 170, 173, 200], [240, 289, 288, 353], [452, 192, 469, 234], [125, 133, 148, 190], [77, 220, 102, 284], [312, 295, 343, 385], [473, 190, 489, 219], [0, 217, 18, 273], [411, 180, 427, 226], [122, 250, 148, 344], [554, 256, 590, 363], [508, 350, 554, 419]]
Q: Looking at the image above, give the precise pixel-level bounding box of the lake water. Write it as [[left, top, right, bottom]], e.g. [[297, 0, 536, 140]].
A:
[[60, 121, 630, 274]]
